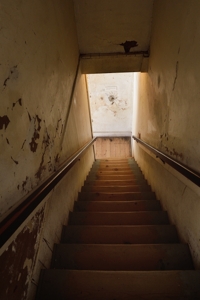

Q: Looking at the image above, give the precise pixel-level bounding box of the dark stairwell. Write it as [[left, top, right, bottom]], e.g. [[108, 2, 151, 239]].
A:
[[36, 157, 200, 299]]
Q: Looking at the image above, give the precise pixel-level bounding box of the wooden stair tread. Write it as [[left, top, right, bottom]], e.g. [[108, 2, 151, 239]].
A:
[[81, 186, 151, 193], [74, 200, 161, 211], [69, 211, 169, 225], [78, 191, 157, 201], [51, 243, 193, 270], [62, 225, 179, 244], [37, 270, 200, 300]]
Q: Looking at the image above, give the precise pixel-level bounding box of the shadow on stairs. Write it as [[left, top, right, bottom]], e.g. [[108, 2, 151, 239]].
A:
[[36, 158, 200, 299]]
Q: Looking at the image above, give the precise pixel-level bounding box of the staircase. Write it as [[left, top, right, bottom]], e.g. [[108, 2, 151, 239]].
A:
[[36, 158, 200, 299]]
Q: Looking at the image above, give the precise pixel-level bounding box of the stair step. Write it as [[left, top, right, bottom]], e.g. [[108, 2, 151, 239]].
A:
[[97, 166, 133, 171], [51, 244, 193, 270], [87, 174, 145, 180], [62, 225, 179, 244], [37, 270, 200, 300], [36, 157, 200, 299], [95, 170, 142, 175], [97, 158, 131, 162], [74, 200, 161, 211], [81, 185, 151, 193], [78, 191, 156, 201], [69, 211, 169, 225], [85, 179, 147, 186]]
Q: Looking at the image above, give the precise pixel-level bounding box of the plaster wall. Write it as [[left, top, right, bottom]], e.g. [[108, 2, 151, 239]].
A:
[[0, 1, 94, 299], [87, 73, 134, 136], [132, 0, 200, 268]]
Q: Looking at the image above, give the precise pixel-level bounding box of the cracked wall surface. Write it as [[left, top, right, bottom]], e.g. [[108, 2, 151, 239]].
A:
[[0, 0, 94, 299], [132, 0, 200, 268]]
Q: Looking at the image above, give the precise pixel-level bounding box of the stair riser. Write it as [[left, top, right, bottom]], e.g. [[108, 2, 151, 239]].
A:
[[69, 212, 169, 225], [94, 171, 143, 176], [84, 180, 148, 186], [78, 192, 156, 201], [87, 175, 144, 181], [74, 200, 161, 212], [51, 244, 193, 270], [62, 225, 179, 244], [81, 186, 151, 193]]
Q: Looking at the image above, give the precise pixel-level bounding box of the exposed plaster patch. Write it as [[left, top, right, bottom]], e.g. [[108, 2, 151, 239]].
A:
[[3, 65, 18, 88], [11, 156, 19, 165], [12, 245, 16, 253], [29, 132, 39, 152], [43, 237, 53, 252], [0, 115, 10, 130], [29, 115, 42, 153], [157, 75, 161, 88], [172, 61, 179, 91], [12, 98, 22, 109], [35, 127, 51, 179], [35, 152, 46, 179], [27, 111, 32, 121], [55, 154, 59, 164], [22, 176, 29, 192], [21, 139, 26, 150]]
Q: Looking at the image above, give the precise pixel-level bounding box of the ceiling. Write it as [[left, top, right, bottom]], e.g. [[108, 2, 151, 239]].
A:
[[73, 0, 154, 73]]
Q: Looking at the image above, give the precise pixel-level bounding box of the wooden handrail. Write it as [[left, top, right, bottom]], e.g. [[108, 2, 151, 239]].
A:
[[0, 138, 96, 248], [132, 135, 200, 187]]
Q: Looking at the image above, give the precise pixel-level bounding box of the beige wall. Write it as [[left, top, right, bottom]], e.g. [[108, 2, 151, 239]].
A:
[[0, 1, 94, 299], [132, 0, 200, 268]]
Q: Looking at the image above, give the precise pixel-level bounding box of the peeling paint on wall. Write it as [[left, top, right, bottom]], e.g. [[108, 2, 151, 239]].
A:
[[0, 207, 45, 300], [0, 115, 10, 130], [3, 65, 18, 88], [172, 61, 179, 91], [29, 115, 42, 153]]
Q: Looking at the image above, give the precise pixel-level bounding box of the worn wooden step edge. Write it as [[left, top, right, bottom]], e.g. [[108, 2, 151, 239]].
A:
[[74, 200, 161, 211], [36, 270, 200, 300], [51, 243, 194, 270], [61, 225, 179, 244]]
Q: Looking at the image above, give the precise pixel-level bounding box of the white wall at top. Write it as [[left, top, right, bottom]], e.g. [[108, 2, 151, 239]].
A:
[[87, 73, 134, 136]]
